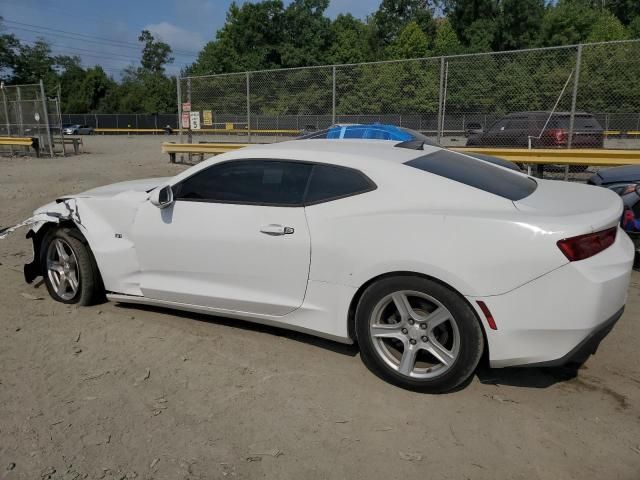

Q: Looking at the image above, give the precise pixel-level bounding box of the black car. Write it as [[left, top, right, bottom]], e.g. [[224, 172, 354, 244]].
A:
[[588, 165, 640, 195], [467, 111, 604, 148]]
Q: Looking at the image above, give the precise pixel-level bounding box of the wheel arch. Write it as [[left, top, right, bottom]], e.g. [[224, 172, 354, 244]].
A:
[[346, 271, 489, 359], [25, 220, 104, 289]]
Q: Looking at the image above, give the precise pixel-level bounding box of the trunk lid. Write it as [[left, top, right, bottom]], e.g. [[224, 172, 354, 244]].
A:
[[514, 179, 622, 236]]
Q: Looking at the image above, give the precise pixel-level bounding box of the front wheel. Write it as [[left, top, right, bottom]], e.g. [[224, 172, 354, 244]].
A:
[[355, 276, 484, 393], [41, 227, 102, 305]]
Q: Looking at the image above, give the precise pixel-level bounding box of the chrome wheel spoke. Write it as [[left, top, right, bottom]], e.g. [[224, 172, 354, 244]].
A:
[[425, 307, 451, 331], [425, 336, 455, 367], [391, 292, 412, 322], [398, 344, 419, 376], [67, 271, 79, 293], [47, 260, 64, 274], [56, 275, 68, 296], [371, 323, 405, 340], [54, 239, 67, 261]]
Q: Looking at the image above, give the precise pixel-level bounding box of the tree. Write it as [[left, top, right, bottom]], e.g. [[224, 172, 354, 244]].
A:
[[279, 0, 332, 67], [370, 0, 436, 49], [587, 11, 629, 42], [432, 18, 463, 56], [387, 21, 430, 59], [537, 0, 599, 47], [327, 14, 372, 64], [605, 0, 640, 25], [187, 1, 286, 75], [445, 0, 499, 46], [138, 30, 173, 74], [630, 16, 640, 39], [494, 0, 544, 50]]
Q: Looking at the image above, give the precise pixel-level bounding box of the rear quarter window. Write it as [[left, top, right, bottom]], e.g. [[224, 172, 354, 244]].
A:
[[405, 150, 537, 201]]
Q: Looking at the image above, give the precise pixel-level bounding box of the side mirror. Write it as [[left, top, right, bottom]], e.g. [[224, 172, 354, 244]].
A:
[[149, 185, 174, 208]]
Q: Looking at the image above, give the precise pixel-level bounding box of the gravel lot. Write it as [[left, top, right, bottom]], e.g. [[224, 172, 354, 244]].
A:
[[1, 136, 639, 480]]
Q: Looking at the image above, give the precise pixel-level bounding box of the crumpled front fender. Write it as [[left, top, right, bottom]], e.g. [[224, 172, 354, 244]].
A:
[[0, 199, 80, 240]]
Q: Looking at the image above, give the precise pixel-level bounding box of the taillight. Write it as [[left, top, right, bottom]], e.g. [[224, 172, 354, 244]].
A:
[[557, 227, 617, 261], [545, 128, 567, 143]]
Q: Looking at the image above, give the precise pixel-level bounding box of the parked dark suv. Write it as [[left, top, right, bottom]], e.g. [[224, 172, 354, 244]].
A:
[[466, 111, 604, 148]]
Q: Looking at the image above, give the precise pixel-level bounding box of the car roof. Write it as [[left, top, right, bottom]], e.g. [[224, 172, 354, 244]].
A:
[[505, 111, 593, 117], [593, 165, 640, 184], [224, 139, 436, 169]]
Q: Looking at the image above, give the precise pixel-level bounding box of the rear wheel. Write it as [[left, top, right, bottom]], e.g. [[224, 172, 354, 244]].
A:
[[41, 227, 101, 305], [356, 276, 484, 393]]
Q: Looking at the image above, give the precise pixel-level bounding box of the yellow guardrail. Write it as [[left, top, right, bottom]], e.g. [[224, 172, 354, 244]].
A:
[[452, 147, 640, 166], [161, 142, 640, 167], [96, 127, 301, 134], [0, 136, 34, 147]]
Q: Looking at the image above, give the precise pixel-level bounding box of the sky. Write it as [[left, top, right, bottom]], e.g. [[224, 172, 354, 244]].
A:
[[0, 0, 381, 77]]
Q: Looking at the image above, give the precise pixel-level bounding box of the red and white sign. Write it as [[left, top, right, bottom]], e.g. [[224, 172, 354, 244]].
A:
[[182, 102, 191, 112], [181, 112, 190, 129]]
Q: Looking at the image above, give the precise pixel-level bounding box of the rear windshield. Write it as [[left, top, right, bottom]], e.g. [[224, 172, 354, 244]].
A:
[[405, 150, 537, 201]]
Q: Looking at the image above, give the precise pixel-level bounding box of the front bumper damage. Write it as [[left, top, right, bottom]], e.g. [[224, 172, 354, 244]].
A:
[[0, 199, 80, 283]]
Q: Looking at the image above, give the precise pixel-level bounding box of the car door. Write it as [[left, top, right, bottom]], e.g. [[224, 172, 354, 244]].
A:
[[131, 159, 312, 317]]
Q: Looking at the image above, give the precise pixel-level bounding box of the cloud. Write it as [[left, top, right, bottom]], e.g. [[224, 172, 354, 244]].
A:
[[144, 21, 206, 53]]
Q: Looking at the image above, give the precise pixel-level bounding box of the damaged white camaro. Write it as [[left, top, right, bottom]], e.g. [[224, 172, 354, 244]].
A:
[[1, 140, 634, 393]]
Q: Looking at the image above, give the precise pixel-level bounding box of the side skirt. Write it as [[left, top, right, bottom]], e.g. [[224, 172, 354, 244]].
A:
[[106, 293, 353, 345]]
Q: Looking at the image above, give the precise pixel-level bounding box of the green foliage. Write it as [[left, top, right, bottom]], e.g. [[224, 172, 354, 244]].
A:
[[1, 1, 639, 116], [387, 21, 431, 59], [327, 14, 372, 64], [537, 0, 600, 47], [371, 0, 436, 48], [587, 11, 629, 42], [432, 18, 463, 56], [494, 0, 544, 50], [138, 30, 174, 74], [445, 0, 499, 46]]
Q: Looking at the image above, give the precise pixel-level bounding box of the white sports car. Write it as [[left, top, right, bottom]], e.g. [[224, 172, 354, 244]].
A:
[[1, 140, 633, 392]]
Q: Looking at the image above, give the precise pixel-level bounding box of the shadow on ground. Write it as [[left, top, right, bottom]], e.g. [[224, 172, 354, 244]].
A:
[[476, 364, 580, 388], [114, 302, 359, 358]]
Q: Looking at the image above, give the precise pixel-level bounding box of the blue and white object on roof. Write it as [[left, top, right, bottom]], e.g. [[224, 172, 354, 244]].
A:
[[325, 124, 414, 141]]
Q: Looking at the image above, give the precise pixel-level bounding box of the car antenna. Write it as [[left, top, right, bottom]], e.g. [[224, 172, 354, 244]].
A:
[[395, 139, 425, 150]]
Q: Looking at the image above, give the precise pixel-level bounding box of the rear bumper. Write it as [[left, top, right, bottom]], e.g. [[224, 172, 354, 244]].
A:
[[517, 306, 623, 367], [469, 229, 633, 367]]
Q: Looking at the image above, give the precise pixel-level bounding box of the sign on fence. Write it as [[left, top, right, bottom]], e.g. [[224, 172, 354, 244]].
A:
[[190, 111, 201, 130], [203, 110, 213, 126], [181, 112, 190, 129], [182, 102, 191, 112]]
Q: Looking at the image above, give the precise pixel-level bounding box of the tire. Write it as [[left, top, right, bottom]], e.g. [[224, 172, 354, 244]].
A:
[[40, 227, 102, 305], [355, 276, 484, 393]]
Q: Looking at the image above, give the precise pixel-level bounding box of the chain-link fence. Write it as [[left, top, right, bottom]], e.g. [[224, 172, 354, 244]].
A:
[[0, 81, 62, 157], [177, 39, 640, 178]]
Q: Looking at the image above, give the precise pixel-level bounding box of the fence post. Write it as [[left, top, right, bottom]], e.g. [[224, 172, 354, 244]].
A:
[[332, 65, 336, 125], [437, 57, 445, 142], [57, 100, 65, 157], [176, 77, 182, 143], [16, 86, 24, 137], [1, 87, 10, 137], [246, 72, 251, 144], [567, 44, 583, 149], [187, 77, 192, 145], [39, 80, 54, 157]]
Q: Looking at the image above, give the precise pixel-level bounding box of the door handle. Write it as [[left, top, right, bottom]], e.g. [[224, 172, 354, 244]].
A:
[[260, 224, 294, 236]]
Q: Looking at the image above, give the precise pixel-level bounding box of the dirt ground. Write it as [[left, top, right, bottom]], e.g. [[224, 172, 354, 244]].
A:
[[1, 136, 639, 480]]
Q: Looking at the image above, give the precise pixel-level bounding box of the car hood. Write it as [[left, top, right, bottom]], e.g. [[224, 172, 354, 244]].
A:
[[75, 177, 170, 198]]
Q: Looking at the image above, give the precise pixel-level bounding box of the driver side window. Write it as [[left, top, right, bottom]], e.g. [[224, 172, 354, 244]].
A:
[[174, 160, 312, 207]]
